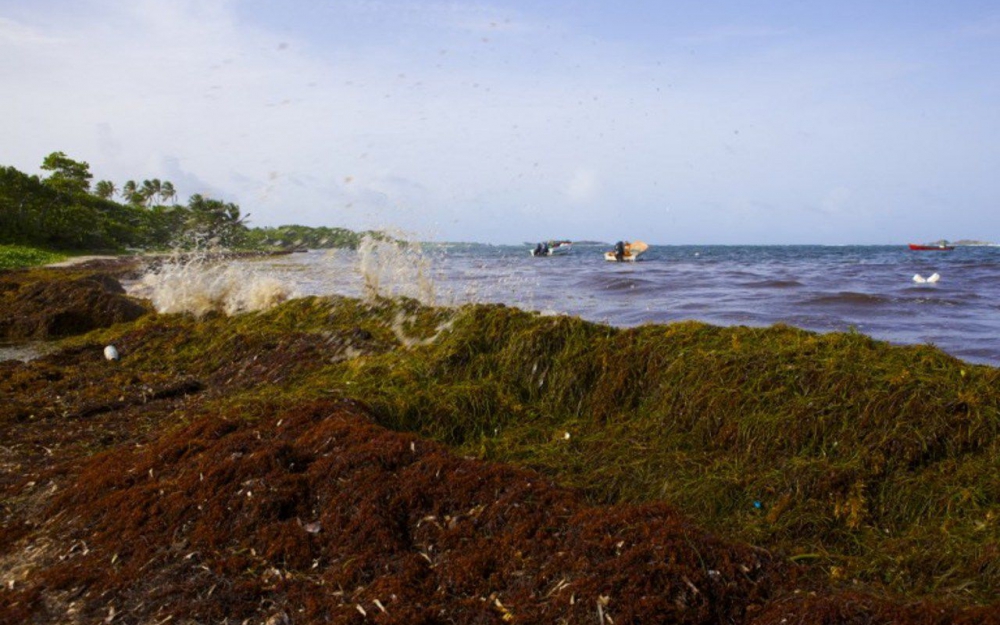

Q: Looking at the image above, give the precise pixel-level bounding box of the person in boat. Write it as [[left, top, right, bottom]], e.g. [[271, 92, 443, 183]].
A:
[[614, 240, 626, 262], [534, 241, 549, 256]]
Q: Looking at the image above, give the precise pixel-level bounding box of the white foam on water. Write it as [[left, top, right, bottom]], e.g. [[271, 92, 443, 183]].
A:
[[131, 254, 291, 316], [125, 231, 464, 351]]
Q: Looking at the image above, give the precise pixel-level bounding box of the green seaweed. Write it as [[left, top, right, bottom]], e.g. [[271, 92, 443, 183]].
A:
[[34, 285, 1000, 604]]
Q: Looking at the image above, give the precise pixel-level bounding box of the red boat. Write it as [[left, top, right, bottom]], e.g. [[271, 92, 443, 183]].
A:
[[908, 243, 954, 251]]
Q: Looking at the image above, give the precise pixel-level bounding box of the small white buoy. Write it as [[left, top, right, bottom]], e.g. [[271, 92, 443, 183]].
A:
[[913, 274, 926, 283], [927, 272, 940, 283], [103, 345, 120, 361]]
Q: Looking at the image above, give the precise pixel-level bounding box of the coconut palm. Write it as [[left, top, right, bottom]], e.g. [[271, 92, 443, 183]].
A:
[[186, 194, 248, 247], [94, 180, 117, 200], [122, 180, 143, 206], [160, 181, 177, 205], [141, 179, 162, 207]]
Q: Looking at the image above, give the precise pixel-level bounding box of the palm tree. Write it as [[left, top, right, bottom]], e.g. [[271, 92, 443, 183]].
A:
[[94, 180, 117, 200], [186, 194, 248, 247], [141, 179, 162, 207], [122, 180, 143, 206], [160, 181, 177, 205]]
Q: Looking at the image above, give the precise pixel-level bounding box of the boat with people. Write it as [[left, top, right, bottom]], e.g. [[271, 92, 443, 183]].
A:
[[530, 240, 572, 256], [908, 242, 954, 251], [604, 240, 649, 262]]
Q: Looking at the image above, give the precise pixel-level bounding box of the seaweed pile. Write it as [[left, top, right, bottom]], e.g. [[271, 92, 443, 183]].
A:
[[2, 267, 1000, 623], [0, 268, 148, 341], [3, 398, 789, 624]]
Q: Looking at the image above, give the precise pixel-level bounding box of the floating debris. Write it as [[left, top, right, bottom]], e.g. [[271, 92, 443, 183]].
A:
[[912, 273, 941, 283]]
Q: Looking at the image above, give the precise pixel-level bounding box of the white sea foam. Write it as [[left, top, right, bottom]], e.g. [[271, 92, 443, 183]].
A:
[[127, 229, 447, 319], [132, 255, 291, 316]]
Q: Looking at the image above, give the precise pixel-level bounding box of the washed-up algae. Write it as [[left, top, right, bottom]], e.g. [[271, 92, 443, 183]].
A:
[[3, 395, 998, 624], [3, 267, 1000, 620], [2, 399, 790, 624], [0, 267, 149, 341], [300, 303, 1000, 603], [95, 295, 997, 601]]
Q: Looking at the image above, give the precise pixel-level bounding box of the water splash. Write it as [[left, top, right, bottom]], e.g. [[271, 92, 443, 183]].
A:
[[356, 233, 439, 305], [353, 232, 458, 347], [132, 254, 291, 316], [390, 311, 455, 349]]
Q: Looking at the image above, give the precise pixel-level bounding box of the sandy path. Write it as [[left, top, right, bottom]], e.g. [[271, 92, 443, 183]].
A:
[[45, 254, 128, 267]]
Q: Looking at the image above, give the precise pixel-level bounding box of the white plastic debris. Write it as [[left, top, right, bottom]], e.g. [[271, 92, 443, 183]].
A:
[[103, 345, 120, 361]]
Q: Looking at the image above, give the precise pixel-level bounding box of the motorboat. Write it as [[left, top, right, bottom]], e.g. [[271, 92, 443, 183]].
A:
[[531, 240, 572, 256], [604, 240, 649, 262]]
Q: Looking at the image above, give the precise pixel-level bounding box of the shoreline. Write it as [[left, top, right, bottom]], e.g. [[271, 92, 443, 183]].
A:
[[41, 248, 298, 270]]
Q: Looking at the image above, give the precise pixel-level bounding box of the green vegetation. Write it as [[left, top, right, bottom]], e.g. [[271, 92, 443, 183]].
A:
[[40, 150, 93, 195], [0, 152, 373, 253], [63, 292, 999, 605], [241, 224, 369, 249], [0, 244, 67, 269]]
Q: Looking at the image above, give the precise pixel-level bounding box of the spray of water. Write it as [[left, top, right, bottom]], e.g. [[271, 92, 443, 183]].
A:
[[356, 233, 440, 305], [389, 312, 456, 349], [353, 231, 464, 347], [126, 231, 458, 353], [132, 253, 291, 316]]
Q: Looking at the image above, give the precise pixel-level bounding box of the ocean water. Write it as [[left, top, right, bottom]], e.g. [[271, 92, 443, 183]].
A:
[[150, 243, 1000, 367], [4, 243, 996, 366]]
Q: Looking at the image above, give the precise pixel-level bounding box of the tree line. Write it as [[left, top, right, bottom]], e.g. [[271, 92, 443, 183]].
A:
[[0, 152, 369, 252]]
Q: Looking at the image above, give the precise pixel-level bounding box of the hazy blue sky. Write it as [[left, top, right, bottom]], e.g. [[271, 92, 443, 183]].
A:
[[2, 0, 998, 244]]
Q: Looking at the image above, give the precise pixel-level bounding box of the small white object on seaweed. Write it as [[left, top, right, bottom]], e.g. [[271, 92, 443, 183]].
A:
[[103, 345, 120, 361]]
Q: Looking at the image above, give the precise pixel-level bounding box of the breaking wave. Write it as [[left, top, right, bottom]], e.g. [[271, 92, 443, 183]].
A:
[[356, 233, 440, 306], [131, 255, 291, 316]]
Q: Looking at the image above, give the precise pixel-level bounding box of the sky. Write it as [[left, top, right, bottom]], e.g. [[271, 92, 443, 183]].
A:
[[1, 0, 998, 244]]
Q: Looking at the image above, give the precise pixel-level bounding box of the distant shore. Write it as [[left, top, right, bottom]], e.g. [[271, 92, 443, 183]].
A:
[[39, 248, 298, 271]]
